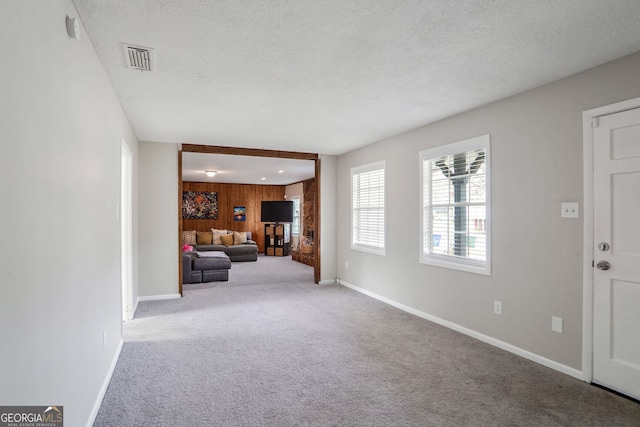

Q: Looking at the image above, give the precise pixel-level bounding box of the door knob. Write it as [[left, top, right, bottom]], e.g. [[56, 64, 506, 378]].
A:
[[596, 260, 610, 271]]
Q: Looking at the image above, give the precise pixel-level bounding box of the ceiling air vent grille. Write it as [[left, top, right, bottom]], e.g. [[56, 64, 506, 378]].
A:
[[123, 44, 155, 72]]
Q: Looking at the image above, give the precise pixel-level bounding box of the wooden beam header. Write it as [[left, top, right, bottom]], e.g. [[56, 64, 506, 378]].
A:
[[181, 144, 318, 161]]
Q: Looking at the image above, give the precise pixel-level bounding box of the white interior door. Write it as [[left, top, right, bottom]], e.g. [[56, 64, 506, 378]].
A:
[[592, 107, 640, 400]]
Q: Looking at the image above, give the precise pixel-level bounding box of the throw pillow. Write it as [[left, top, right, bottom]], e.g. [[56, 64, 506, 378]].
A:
[[211, 228, 227, 245], [196, 231, 213, 245], [182, 230, 196, 245], [220, 233, 234, 247], [233, 231, 247, 245]]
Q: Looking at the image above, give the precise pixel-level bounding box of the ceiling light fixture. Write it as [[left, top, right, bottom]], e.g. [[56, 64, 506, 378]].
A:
[[261, 177, 267, 181], [278, 170, 284, 173], [205, 171, 217, 177]]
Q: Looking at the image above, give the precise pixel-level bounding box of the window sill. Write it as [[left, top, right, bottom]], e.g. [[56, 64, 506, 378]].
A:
[[420, 255, 490, 276], [351, 244, 386, 256]]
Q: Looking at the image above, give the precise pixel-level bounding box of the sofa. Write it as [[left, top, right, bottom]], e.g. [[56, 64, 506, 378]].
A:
[[182, 229, 258, 262], [182, 251, 231, 284]]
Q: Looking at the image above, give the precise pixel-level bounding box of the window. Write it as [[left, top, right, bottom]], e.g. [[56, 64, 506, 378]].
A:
[[292, 196, 301, 236], [420, 135, 490, 275], [351, 161, 386, 255]]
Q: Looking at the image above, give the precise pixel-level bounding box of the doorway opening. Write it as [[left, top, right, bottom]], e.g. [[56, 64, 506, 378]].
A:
[[177, 145, 321, 295]]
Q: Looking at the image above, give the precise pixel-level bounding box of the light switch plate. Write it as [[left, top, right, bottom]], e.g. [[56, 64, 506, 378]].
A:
[[561, 202, 579, 218]]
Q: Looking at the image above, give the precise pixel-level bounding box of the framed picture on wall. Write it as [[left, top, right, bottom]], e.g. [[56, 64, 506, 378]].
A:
[[182, 191, 218, 219], [234, 206, 246, 221]]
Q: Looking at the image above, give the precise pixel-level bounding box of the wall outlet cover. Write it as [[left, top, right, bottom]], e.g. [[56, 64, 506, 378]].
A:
[[552, 316, 563, 333], [494, 301, 502, 315]]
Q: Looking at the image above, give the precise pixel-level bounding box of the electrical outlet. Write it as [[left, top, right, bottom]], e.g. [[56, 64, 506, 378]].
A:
[[103, 330, 107, 348], [345, 261, 349, 269], [494, 301, 502, 315], [552, 316, 563, 333]]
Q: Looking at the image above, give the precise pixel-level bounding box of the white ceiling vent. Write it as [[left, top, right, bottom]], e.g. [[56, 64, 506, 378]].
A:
[[123, 44, 155, 72]]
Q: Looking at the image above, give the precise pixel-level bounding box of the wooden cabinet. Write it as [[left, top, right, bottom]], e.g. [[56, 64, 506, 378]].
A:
[[264, 223, 290, 256]]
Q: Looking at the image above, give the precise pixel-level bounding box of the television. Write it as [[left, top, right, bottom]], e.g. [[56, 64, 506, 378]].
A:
[[260, 200, 293, 223]]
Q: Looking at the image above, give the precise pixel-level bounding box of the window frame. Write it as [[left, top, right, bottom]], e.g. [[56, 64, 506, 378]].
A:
[[351, 160, 386, 256], [291, 196, 301, 236], [419, 135, 491, 275]]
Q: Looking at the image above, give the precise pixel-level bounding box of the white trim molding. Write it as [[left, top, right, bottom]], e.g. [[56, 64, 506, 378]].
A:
[[419, 134, 491, 276], [137, 294, 181, 302], [132, 298, 139, 318], [86, 338, 124, 427], [581, 96, 640, 384], [338, 279, 583, 381]]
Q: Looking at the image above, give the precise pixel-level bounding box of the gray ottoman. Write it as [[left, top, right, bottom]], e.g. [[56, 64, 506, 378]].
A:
[[183, 252, 231, 283], [225, 244, 258, 262]]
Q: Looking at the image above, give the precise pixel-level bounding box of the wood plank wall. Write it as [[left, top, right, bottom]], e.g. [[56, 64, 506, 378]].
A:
[[182, 182, 285, 252], [302, 178, 315, 239], [291, 178, 316, 266]]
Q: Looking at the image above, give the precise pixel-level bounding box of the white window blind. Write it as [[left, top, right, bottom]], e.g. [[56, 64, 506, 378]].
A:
[[420, 135, 490, 275], [351, 161, 386, 255]]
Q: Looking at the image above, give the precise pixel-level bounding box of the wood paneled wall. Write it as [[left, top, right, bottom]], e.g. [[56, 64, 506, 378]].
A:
[[182, 182, 285, 251], [302, 178, 315, 239], [292, 178, 315, 266]]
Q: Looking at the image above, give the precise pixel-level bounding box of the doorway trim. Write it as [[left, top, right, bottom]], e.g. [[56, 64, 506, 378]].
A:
[[581, 96, 640, 382], [178, 144, 321, 294], [121, 139, 134, 321]]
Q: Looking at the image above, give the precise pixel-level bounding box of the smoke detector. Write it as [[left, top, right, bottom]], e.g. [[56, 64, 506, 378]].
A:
[[123, 44, 155, 72]]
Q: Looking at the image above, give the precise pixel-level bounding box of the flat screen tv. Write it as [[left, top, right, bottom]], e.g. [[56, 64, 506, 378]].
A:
[[261, 200, 293, 223]]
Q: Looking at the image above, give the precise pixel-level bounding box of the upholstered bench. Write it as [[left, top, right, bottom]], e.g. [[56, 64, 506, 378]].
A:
[[182, 251, 231, 284]]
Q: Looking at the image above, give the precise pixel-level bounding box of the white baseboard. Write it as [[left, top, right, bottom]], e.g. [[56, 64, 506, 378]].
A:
[[338, 279, 584, 381], [132, 298, 139, 317], [86, 338, 124, 427], [318, 278, 337, 285], [137, 293, 181, 302]]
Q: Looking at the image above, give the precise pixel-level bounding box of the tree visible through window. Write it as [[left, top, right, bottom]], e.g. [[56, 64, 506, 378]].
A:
[[420, 135, 490, 275]]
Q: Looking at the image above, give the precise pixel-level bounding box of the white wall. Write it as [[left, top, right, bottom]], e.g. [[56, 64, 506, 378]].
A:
[[336, 52, 640, 371], [138, 142, 179, 297], [320, 155, 338, 283], [0, 2, 139, 426]]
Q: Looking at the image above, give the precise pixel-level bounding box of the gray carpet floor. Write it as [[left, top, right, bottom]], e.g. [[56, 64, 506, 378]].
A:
[[94, 255, 640, 426]]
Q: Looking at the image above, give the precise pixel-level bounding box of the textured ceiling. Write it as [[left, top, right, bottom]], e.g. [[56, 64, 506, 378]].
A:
[[73, 0, 640, 156], [182, 153, 315, 185]]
